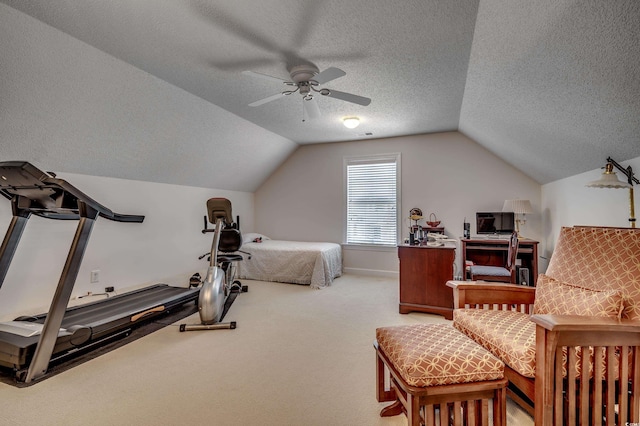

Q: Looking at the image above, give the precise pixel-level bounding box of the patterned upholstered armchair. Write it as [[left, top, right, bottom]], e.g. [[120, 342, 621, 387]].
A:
[[447, 226, 640, 425]]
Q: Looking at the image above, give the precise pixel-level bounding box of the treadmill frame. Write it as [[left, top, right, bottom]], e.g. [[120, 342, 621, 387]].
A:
[[0, 161, 145, 382]]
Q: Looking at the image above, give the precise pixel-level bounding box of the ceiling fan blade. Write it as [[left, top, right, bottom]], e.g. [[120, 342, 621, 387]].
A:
[[242, 70, 288, 84], [303, 98, 321, 120], [291, 0, 326, 50], [191, 3, 283, 55], [314, 67, 346, 85], [248, 92, 285, 107], [324, 89, 371, 106], [210, 58, 279, 71]]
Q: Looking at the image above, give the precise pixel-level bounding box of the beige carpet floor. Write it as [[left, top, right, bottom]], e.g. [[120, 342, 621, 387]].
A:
[[0, 274, 534, 425]]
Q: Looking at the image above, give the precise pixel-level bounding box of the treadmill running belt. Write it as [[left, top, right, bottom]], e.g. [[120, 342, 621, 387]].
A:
[[0, 284, 199, 375]]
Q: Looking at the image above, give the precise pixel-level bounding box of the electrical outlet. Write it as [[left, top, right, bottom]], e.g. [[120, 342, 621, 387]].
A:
[[90, 269, 100, 283]]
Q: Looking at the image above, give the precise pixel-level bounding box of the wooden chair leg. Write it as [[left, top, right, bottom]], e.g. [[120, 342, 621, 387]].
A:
[[494, 386, 506, 426], [407, 392, 421, 426]]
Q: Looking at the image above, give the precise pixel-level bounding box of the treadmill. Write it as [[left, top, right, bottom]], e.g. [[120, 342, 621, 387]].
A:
[[0, 161, 199, 383]]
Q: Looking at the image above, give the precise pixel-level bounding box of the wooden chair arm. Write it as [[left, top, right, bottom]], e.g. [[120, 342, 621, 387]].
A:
[[447, 280, 536, 309], [532, 314, 640, 425], [531, 314, 640, 333]]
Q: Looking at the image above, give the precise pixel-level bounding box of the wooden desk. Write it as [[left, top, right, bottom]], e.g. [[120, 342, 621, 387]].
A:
[[462, 238, 539, 285], [398, 244, 456, 319]]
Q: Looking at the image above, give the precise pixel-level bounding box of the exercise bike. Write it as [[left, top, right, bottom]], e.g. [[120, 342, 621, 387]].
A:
[[179, 198, 248, 331]]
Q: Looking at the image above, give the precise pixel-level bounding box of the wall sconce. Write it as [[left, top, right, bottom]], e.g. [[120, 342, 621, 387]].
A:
[[586, 157, 639, 228], [342, 117, 360, 129], [502, 199, 533, 237]]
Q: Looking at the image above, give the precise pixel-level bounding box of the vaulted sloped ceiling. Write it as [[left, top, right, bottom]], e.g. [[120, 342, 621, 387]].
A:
[[460, 0, 640, 183], [0, 0, 638, 189]]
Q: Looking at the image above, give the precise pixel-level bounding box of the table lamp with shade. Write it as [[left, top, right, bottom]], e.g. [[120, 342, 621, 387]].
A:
[[502, 199, 533, 238]]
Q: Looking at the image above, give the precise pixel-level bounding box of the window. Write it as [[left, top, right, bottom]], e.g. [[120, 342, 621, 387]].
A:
[[345, 154, 400, 246]]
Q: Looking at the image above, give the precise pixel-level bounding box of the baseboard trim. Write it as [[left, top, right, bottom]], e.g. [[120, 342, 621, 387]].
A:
[[343, 268, 398, 279]]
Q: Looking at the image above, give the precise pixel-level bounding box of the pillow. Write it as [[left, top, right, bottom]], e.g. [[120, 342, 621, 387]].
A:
[[242, 233, 271, 244], [533, 274, 623, 319]]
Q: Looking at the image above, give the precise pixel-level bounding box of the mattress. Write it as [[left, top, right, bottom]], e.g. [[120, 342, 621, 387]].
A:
[[237, 240, 342, 289]]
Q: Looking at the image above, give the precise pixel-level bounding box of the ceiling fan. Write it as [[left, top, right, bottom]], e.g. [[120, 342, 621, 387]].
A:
[[242, 64, 371, 120]]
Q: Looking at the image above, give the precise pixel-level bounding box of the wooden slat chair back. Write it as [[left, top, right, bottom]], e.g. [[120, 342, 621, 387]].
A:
[[535, 227, 640, 425]]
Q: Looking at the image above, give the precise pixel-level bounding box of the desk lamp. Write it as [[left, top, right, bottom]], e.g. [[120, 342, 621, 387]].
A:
[[502, 199, 532, 237], [586, 157, 639, 228]]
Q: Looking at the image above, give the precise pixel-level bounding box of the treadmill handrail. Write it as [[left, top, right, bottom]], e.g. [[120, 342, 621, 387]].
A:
[[0, 161, 144, 223]]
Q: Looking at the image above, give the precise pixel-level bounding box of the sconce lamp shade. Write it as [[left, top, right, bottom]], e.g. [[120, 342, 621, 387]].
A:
[[502, 199, 533, 214], [586, 162, 632, 189], [586, 158, 638, 228]]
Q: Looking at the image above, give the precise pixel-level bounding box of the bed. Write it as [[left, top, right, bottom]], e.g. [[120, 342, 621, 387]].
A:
[[237, 234, 342, 289]]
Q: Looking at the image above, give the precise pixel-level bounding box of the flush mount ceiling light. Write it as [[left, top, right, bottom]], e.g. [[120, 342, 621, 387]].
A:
[[343, 117, 360, 129]]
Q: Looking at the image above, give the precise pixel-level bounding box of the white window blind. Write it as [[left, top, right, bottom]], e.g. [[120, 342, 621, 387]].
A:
[[346, 156, 399, 246]]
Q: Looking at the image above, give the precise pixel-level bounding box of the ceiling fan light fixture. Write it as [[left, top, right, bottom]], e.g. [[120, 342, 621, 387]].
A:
[[343, 117, 360, 129]]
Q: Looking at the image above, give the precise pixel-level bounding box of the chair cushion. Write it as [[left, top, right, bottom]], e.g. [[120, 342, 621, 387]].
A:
[[376, 323, 504, 387], [219, 228, 242, 252], [469, 265, 511, 277], [453, 308, 625, 380], [453, 309, 536, 378], [546, 227, 640, 320], [217, 254, 244, 262], [533, 274, 623, 318]]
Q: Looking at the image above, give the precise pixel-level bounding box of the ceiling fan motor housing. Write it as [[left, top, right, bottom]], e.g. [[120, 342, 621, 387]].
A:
[[289, 65, 319, 83]]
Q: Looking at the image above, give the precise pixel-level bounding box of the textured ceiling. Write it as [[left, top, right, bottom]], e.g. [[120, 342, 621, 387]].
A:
[[1, 0, 639, 187], [460, 0, 640, 183]]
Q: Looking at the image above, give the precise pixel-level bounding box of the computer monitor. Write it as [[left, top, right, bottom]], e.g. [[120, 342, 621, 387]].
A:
[[476, 212, 515, 235]]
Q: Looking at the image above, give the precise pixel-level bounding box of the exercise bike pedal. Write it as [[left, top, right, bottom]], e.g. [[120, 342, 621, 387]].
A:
[[229, 284, 248, 293]]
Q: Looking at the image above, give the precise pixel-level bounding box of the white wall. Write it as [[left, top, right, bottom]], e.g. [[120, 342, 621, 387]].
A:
[[541, 155, 640, 259], [255, 132, 542, 276], [0, 172, 253, 321], [0, 3, 262, 320]]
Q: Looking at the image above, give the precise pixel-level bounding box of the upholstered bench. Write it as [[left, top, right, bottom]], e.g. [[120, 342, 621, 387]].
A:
[[375, 323, 507, 426]]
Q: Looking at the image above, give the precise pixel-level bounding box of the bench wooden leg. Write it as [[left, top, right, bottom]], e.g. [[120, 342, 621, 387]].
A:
[[380, 399, 404, 417], [376, 346, 396, 402]]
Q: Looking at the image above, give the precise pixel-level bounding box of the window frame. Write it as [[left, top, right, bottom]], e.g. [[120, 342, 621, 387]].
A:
[[343, 153, 401, 248]]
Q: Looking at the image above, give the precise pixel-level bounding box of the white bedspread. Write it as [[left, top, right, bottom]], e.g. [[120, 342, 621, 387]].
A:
[[237, 240, 342, 289]]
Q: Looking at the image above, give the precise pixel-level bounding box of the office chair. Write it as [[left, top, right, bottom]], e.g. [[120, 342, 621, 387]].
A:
[[469, 232, 519, 283]]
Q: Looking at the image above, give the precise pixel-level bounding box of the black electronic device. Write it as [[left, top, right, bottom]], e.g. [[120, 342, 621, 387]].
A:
[[476, 212, 515, 235], [518, 267, 530, 286]]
